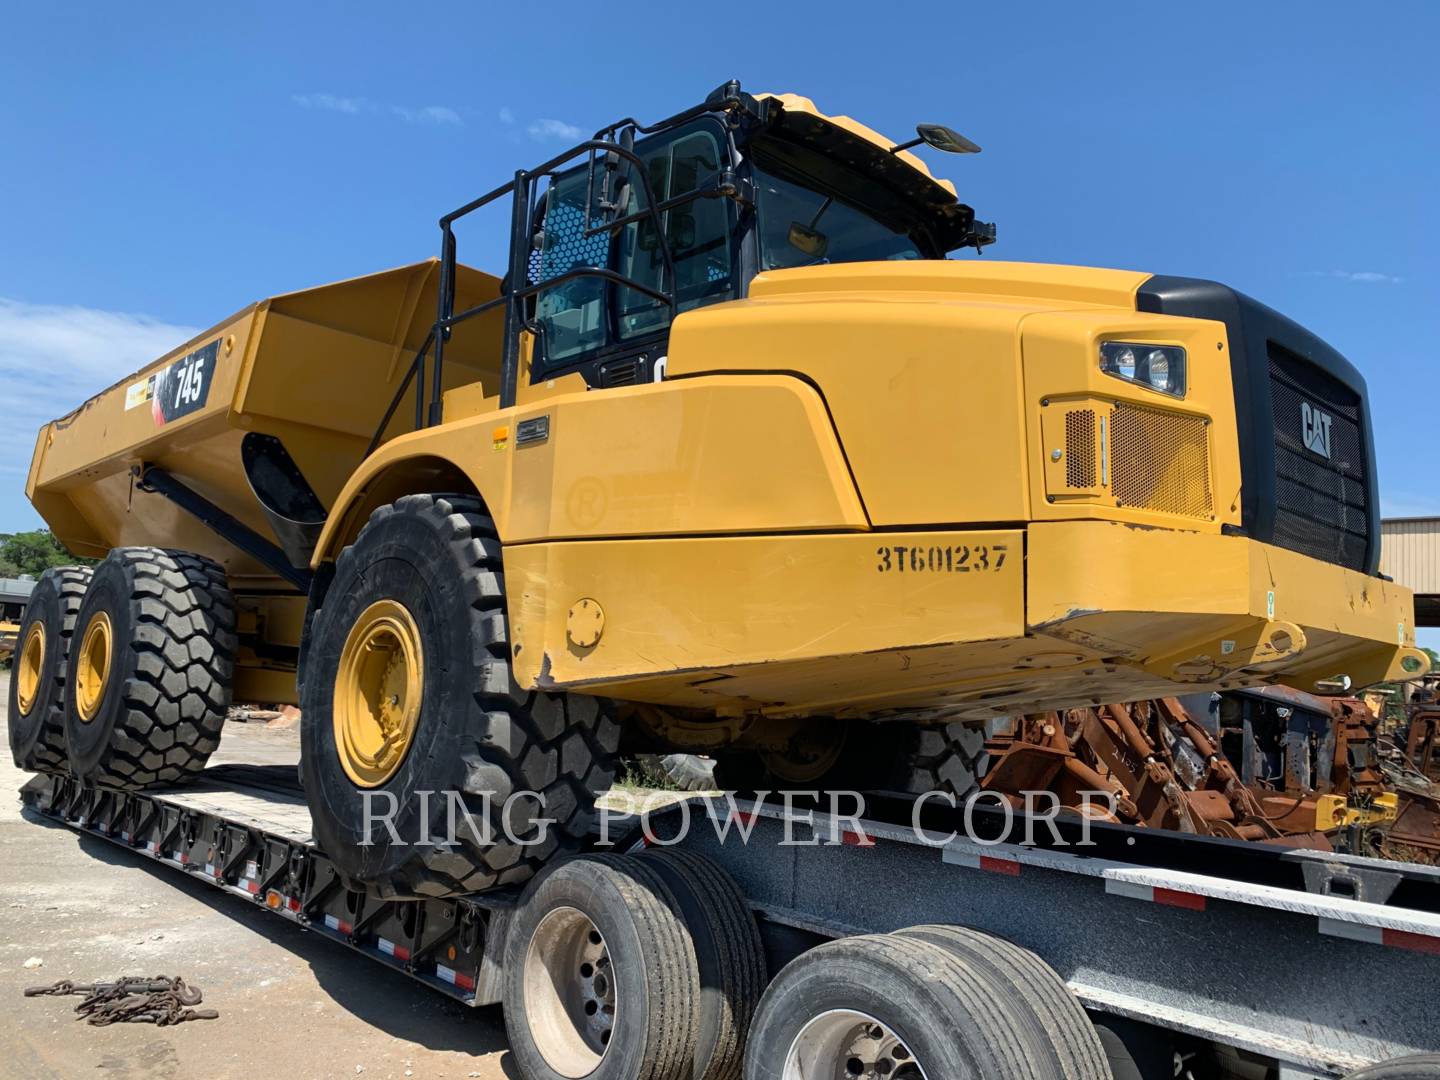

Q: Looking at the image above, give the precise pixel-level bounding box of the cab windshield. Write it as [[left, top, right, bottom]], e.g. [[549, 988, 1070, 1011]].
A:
[[754, 168, 923, 271]]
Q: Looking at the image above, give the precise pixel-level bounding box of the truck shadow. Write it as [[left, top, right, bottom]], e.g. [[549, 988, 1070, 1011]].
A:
[[38, 815, 516, 1063]]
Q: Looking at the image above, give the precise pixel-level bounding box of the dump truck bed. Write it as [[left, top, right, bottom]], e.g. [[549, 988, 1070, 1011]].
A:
[[27, 260, 502, 588]]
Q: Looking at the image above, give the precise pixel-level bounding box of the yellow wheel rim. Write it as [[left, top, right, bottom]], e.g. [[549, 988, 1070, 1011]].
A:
[[333, 599, 424, 788], [16, 623, 46, 716], [75, 611, 113, 723]]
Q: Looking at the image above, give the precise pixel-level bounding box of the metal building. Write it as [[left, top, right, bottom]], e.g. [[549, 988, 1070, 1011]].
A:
[[0, 574, 35, 623], [1381, 517, 1440, 626]]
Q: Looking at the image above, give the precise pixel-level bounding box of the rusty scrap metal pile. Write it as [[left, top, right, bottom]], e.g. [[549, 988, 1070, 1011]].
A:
[[977, 691, 1440, 860]]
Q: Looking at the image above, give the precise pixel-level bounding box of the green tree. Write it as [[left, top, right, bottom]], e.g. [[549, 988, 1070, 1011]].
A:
[[0, 530, 96, 578]]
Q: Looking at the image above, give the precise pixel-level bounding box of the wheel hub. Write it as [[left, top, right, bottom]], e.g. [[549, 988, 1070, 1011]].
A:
[[784, 1010, 926, 1080], [74, 611, 113, 723], [333, 599, 424, 788], [15, 622, 45, 716], [523, 906, 617, 1077]]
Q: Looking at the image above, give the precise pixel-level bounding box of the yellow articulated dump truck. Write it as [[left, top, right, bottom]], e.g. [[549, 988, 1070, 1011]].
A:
[[11, 81, 1426, 897]]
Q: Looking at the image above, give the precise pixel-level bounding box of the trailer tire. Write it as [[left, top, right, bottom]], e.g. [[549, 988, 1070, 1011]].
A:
[[64, 548, 235, 789], [895, 924, 1111, 1080], [745, 933, 1059, 1080], [638, 849, 767, 1080], [299, 494, 619, 898], [1344, 1056, 1440, 1079], [8, 565, 93, 773], [503, 854, 698, 1080]]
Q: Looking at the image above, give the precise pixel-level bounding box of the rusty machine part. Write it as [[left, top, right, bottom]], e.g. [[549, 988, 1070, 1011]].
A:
[[1405, 706, 1440, 785], [979, 697, 1332, 849]]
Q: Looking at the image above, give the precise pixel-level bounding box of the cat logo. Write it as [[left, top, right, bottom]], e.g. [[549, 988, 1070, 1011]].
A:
[[1301, 401, 1334, 460]]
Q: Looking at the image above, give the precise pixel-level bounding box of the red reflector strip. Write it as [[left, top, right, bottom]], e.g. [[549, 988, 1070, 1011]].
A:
[[1321, 917, 1440, 955], [244, 879, 260, 894], [287, 897, 302, 913], [1106, 879, 1204, 909], [176, 852, 189, 864], [146, 841, 159, 853], [378, 938, 412, 962], [978, 855, 1021, 876], [1153, 888, 1206, 911], [841, 829, 875, 847], [323, 914, 353, 934], [1384, 929, 1440, 956], [436, 964, 476, 991]]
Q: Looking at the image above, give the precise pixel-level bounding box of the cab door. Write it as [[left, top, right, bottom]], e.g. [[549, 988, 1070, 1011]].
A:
[[530, 118, 739, 388]]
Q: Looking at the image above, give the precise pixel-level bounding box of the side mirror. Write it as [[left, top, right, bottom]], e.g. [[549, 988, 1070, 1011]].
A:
[[890, 124, 983, 156], [915, 124, 982, 154]]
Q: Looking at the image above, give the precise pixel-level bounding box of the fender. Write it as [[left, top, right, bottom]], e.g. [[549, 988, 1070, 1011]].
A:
[[311, 374, 868, 566]]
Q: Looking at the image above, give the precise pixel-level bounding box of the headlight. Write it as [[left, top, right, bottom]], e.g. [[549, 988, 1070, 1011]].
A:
[[1100, 342, 1186, 397]]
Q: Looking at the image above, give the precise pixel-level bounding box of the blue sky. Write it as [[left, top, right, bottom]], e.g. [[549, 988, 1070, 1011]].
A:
[[1, 2, 1436, 537]]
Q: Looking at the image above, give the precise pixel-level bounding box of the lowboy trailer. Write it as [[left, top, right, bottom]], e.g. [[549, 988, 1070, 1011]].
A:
[[20, 767, 1440, 1080]]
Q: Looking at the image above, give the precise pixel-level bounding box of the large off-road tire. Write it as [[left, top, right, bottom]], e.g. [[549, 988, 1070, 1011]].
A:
[[299, 494, 620, 899], [637, 849, 767, 1080], [503, 854, 699, 1080], [8, 566, 92, 772], [895, 924, 1111, 1080], [64, 548, 236, 789], [899, 719, 996, 798], [745, 933, 1061, 1080]]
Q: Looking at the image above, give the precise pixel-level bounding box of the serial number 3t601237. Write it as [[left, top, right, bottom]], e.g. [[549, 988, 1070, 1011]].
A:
[[876, 544, 1009, 574]]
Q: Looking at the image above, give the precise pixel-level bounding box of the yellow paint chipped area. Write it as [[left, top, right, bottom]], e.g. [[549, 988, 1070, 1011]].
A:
[[756, 92, 958, 196]]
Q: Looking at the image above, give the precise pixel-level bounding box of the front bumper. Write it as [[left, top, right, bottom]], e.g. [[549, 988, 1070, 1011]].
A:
[[1028, 520, 1428, 691]]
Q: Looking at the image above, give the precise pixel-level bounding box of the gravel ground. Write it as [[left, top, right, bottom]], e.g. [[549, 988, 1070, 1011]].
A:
[[0, 674, 513, 1080]]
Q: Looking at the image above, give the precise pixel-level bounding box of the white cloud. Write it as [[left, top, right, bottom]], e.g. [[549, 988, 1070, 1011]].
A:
[[0, 298, 199, 481], [292, 92, 362, 114], [528, 117, 584, 141], [293, 93, 463, 127], [498, 106, 516, 125], [390, 104, 462, 127], [1300, 269, 1404, 285]]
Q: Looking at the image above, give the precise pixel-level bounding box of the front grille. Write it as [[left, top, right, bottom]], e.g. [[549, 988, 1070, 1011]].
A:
[[1267, 344, 1369, 570], [1110, 403, 1212, 519]]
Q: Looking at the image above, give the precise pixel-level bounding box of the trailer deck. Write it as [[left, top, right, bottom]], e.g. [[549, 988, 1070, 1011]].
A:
[[20, 765, 1440, 1079]]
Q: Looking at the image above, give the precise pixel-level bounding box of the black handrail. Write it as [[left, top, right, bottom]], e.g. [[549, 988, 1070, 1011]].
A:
[[365, 84, 757, 451]]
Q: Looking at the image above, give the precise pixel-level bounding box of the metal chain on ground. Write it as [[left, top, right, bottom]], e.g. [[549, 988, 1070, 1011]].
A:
[[24, 975, 219, 1026]]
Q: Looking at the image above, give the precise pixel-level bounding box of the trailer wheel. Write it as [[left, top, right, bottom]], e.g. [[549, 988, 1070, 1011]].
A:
[[638, 849, 767, 1080], [745, 933, 1059, 1080], [299, 494, 619, 898], [1344, 1055, 1440, 1079], [63, 548, 235, 788], [503, 854, 698, 1080], [8, 566, 92, 772], [894, 924, 1111, 1080]]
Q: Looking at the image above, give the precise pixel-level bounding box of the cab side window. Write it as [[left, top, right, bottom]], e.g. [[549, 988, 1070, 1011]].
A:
[[532, 121, 734, 374]]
